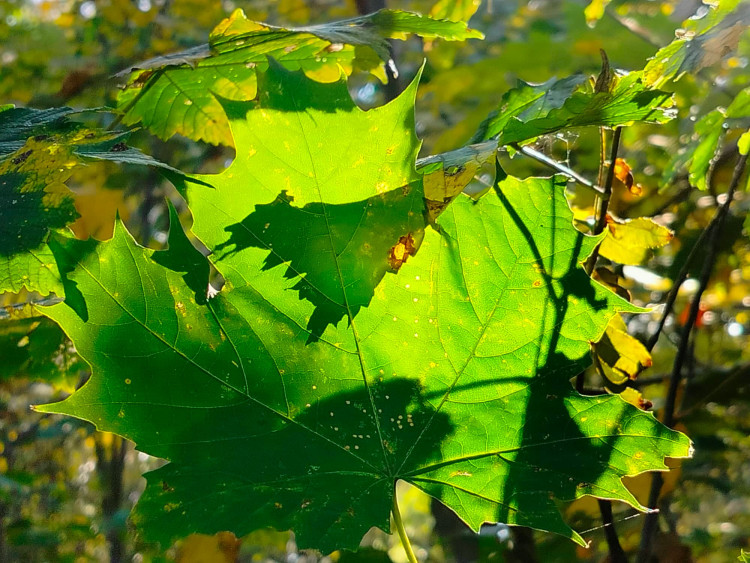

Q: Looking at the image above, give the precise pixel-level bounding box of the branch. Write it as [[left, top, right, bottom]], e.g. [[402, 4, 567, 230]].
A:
[[645, 220, 716, 352], [584, 126, 622, 273], [511, 143, 608, 198], [637, 151, 748, 562], [575, 127, 626, 560]]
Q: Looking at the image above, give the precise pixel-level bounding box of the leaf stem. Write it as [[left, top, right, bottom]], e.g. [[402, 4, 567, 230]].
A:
[[392, 487, 418, 563], [584, 126, 621, 273], [637, 151, 748, 562]]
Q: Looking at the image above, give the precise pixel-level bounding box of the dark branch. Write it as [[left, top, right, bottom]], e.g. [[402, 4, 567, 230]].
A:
[[637, 151, 748, 562]]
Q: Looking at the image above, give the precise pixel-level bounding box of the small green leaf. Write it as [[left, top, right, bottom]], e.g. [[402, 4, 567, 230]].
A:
[[471, 75, 586, 143], [643, 2, 750, 87], [473, 72, 674, 145]]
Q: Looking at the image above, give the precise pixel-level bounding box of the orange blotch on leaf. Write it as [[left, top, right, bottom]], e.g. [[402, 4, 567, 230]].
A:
[[388, 233, 416, 271]]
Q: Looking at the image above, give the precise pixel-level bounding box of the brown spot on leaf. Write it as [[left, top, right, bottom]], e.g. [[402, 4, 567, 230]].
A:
[[388, 233, 416, 271], [11, 150, 32, 165]]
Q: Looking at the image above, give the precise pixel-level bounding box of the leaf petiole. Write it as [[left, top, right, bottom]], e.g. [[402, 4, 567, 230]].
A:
[[392, 485, 418, 563]]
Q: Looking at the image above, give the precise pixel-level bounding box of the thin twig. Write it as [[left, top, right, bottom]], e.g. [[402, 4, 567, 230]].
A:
[[637, 151, 748, 563], [511, 143, 608, 197], [645, 221, 716, 352]]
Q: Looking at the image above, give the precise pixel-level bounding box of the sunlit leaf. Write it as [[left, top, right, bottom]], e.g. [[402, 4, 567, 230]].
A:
[[473, 72, 674, 145], [599, 216, 673, 265], [0, 106, 184, 296], [116, 8, 482, 145], [584, 0, 612, 26], [429, 0, 481, 25], [594, 315, 652, 386], [38, 66, 690, 552], [417, 140, 497, 221], [643, 1, 750, 87]]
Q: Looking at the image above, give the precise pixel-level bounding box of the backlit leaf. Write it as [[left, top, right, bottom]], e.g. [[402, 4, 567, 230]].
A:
[[594, 315, 652, 386], [473, 72, 674, 145], [418, 140, 497, 221], [599, 216, 673, 265], [643, 1, 750, 87], [116, 8, 482, 145], [38, 67, 690, 553], [0, 106, 184, 296]]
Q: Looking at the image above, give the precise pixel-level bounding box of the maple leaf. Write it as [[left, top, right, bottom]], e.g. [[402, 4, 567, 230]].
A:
[[37, 67, 691, 552], [117, 8, 482, 145]]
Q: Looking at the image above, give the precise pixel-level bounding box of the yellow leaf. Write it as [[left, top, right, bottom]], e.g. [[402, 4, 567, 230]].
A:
[[594, 314, 652, 385], [739, 129, 750, 156], [70, 188, 129, 241], [584, 0, 611, 26], [175, 532, 240, 563], [599, 216, 673, 265]]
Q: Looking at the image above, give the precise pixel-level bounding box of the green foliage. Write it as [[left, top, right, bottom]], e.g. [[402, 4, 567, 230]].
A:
[[36, 66, 690, 552], [117, 8, 482, 145], [0, 106, 183, 296], [472, 72, 675, 146], [644, 0, 750, 87], [5, 0, 750, 560]]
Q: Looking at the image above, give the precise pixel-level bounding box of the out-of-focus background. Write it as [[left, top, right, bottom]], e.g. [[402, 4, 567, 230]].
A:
[[1, 0, 749, 561]]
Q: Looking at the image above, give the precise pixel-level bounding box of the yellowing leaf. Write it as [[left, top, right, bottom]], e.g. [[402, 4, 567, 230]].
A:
[[418, 141, 497, 221], [619, 387, 653, 411], [429, 0, 481, 25], [175, 532, 241, 563], [584, 0, 611, 26], [594, 315, 652, 386], [599, 217, 673, 265], [739, 129, 750, 156], [69, 188, 130, 241]]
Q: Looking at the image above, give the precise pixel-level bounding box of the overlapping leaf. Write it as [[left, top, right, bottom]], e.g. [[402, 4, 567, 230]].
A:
[[0, 106, 184, 296], [116, 8, 482, 145], [472, 72, 675, 145], [599, 216, 674, 265], [663, 85, 750, 190], [643, 0, 750, 87], [38, 67, 690, 552]]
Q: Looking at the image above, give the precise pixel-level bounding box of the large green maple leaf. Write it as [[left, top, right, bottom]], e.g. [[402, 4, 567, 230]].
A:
[[38, 67, 690, 552]]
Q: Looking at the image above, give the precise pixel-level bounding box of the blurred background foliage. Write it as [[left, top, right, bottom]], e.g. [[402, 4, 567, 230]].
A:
[[1, 0, 749, 561]]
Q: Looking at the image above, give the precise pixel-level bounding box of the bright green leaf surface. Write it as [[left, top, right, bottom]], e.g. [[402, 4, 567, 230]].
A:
[[117, 8, 482, 145], [473, 72, 674, 145], [39, 68, 690, 552], [470, 75, 586, 143]]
